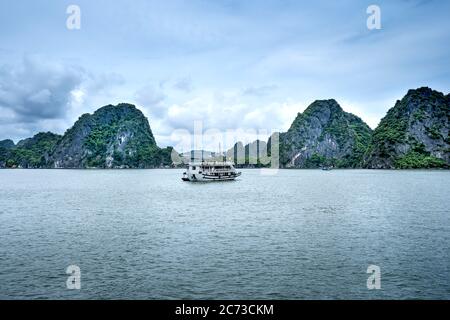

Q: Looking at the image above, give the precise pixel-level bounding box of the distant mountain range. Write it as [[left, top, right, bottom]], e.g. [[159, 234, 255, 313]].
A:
[[0, 87, 449, 169]]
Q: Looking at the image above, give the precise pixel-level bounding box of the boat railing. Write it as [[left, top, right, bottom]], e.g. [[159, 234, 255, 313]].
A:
[[201, 168, 234, 173]]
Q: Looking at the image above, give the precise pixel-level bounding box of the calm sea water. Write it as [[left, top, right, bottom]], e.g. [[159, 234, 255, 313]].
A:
[[0, 169, 449, 299]]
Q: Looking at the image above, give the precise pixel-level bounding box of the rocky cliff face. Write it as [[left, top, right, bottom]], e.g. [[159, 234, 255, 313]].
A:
[[364, 87, 449, 169], [0, 140, 15, 167], [0, 132, 61, 168], [0, 103, 174, 169], [50, 103, 172, 168], [279, 99, 372, 168]]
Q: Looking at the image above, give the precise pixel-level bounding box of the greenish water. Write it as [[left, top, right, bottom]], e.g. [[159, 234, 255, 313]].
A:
[[0, 169, 449, 299]]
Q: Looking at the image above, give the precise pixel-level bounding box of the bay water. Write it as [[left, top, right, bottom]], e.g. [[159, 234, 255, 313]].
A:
[[0, 169, 449, 299]]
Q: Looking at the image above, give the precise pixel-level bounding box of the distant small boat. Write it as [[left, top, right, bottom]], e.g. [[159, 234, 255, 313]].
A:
[[182, 161, 241, 182], [322, 166, 333, 171]]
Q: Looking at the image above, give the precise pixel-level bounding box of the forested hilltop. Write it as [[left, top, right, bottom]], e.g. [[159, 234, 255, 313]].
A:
[[363, 87, 449, 169], [0, 104, 173, 168]]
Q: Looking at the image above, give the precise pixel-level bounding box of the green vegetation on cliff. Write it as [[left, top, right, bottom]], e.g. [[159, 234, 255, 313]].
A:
[[51, 103, 173, 168], [280, 99, 372, 168], [0, 132, 61, 168], [395, 151, 447, 169], [364, 87, 449, 168], [1, 104, 174, 169]]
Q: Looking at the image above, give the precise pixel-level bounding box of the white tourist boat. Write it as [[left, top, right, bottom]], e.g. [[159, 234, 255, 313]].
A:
[[182, 161, 241, 182]]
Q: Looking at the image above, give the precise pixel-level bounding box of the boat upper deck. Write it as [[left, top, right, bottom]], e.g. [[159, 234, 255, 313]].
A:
[[188, 161, 236, 172], [189, 161, 234, 167]]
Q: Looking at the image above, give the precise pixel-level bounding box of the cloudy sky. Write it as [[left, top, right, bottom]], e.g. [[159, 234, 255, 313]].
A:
[[0, 0, 449, 150]]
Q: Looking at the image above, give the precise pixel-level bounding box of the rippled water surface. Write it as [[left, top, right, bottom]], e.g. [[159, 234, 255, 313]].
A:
[[0, 169, 449, 299]]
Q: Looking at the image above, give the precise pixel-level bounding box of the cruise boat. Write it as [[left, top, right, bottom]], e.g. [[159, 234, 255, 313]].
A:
[[182, 161, 241, 182]]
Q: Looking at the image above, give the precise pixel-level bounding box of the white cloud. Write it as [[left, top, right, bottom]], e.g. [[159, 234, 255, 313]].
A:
[[151, 90, 308, 149], [335, 94, 413, 130], [134, 85, 167, 117]]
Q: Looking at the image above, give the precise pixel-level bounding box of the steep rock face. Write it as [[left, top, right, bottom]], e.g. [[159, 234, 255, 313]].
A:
[[0, 140, 14, 168], [279, 99, 372, 168], [0, 132, 61, 168], [364, 87, 449, 169], [51, 103, 172, 168]]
